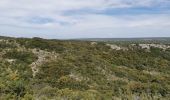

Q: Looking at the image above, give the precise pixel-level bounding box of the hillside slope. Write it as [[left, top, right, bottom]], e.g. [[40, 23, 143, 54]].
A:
[[0, 37, 170, 100]]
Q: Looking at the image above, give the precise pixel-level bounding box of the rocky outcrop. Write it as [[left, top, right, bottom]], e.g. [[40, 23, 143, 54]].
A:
[[30, 49, 58, 77], [106, 44, 128, 51], [138, 44, 170, 50]]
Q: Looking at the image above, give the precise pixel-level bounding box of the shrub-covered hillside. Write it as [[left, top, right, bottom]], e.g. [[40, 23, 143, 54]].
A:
[[0, 37, 170, 100]]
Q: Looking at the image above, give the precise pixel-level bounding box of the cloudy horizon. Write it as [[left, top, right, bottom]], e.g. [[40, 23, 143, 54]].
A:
[[0, 0, 170, 39]]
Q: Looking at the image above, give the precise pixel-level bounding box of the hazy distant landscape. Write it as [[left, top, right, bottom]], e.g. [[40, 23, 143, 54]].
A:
[[0, 36, 170, 100], [76, 37, 170, 42]]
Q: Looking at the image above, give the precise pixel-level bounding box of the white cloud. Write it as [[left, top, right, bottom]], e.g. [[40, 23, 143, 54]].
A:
[[0, 0, 170, 38]]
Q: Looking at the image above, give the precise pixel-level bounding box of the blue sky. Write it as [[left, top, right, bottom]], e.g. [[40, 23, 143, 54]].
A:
[[0, 0, 170, 39]]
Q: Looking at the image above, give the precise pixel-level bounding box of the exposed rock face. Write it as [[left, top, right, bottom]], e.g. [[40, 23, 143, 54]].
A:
[[69, 72, 84, 81], [0, 39, 4, 42], [143, 70, 160, 76], [138, 44, 170, 50], [30, 49, 58, 77], [6, 59, 16, 63], [91, 42, 97, 45], [106, 44, 128, 51]]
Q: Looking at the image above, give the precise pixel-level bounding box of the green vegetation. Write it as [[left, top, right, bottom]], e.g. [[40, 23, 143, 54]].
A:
[[0, 37, 170, 99], [3, 50, 37, 64]]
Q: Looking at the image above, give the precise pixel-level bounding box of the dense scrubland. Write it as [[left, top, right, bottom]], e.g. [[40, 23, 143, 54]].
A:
[[0, 37, 170, 100]]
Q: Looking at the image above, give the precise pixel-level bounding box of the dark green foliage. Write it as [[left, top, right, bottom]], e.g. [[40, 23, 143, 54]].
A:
[[8, 80, 26, 97], [3, 50, 37, 64], [0, 40, 17, 48], [19, 37, 65, 53]]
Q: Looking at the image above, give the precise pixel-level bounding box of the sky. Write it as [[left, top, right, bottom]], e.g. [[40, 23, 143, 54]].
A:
[[0, 0, 170, 39]]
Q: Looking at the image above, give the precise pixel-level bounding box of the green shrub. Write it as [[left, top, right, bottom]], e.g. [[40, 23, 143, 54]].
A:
[[3, 50, 37, 64]]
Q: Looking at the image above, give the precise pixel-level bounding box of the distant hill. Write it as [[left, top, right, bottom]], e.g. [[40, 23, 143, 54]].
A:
[[76, 37, 170, 41]]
